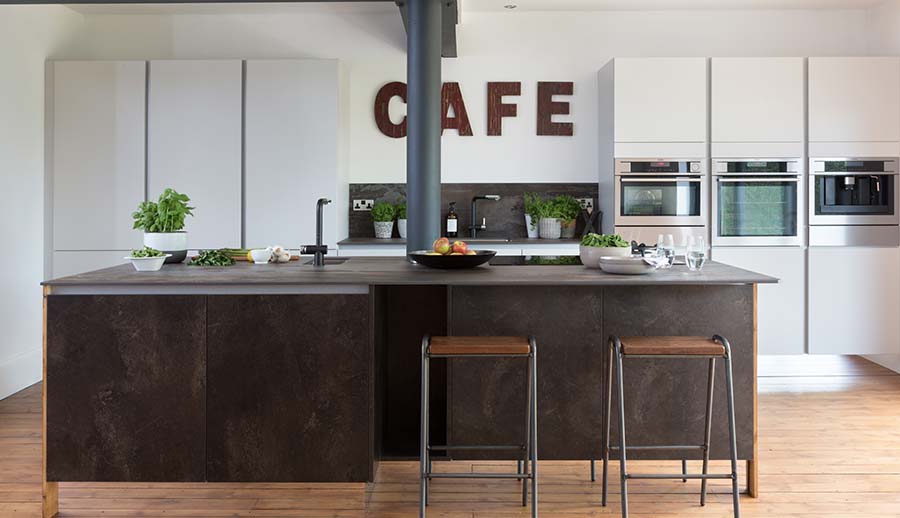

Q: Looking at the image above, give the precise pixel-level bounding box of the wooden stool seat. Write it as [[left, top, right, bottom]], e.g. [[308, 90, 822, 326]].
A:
[[619, 336, 726, 357], [428, 336, 532, 356]]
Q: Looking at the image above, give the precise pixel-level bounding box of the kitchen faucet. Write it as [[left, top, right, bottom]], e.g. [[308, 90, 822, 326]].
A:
[[300, 198, 331, 266], [469, 195, 501, 238]]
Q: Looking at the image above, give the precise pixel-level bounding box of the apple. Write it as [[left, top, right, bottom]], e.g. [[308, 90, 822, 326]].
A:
[[432, 237, 451, 255], [451, 240, 468, 255], [450, 252, 463, 255], [465, 250, 477, 255]]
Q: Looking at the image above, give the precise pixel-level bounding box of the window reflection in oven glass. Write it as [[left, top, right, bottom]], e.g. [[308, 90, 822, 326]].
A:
[[718, 181, 797, 237]]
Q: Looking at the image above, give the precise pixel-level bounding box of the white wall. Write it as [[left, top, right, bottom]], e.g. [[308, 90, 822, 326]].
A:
[[56, 8, 871, 185], [0, 6, 82, 399]]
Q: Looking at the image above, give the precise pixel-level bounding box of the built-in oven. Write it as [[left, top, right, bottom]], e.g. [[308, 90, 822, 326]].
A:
[[614, 159, 707, 228], [712, 159, 803, 246], [808, 157, 900, 246]]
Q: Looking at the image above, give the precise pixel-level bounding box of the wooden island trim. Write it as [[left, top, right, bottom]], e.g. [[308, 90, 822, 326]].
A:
[[43, 285, 58, 518]]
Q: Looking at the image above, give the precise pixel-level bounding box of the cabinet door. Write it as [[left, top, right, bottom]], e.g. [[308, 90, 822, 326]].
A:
[[52, 61, 146, 251], [712, 247, 805, 355], [245, 60, 340, 248], [808, 247, 900, 354], [809, 57, 900, 143], [147, 60, 242, 249], [614, 58, 707, 143], [711, 58, 804, 144]]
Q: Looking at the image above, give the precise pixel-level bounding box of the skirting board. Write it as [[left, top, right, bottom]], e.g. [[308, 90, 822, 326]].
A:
[[863, 354, 900, 374], [0, 349, 41, 400]]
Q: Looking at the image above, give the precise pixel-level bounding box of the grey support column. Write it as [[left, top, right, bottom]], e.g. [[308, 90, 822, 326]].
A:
[[406, 0, 443, 255]]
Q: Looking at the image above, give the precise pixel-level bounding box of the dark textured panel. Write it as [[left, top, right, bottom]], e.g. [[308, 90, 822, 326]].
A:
[[381, 286, 448, 457], [603, 285, 755, 460], [46, 295, 206, 482], [448, 286, 604, 460], [206, 295, 371, 482], [347, 183, 599, 240]]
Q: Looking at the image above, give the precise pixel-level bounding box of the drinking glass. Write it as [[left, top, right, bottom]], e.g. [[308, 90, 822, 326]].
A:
[[656, 234, 675, 269], [686, 235, 708, 272]]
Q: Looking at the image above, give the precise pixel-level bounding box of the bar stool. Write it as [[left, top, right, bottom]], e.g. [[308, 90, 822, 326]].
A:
[[598, 335, 740, 518], [420, 335, 538, 518]]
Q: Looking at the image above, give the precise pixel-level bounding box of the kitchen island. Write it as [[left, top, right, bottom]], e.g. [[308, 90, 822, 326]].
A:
[[40, 257, 775, 516]]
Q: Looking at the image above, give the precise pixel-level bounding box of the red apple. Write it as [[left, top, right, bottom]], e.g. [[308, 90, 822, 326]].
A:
[[451, 240, 468, 255], [432, 237, 451, 255]]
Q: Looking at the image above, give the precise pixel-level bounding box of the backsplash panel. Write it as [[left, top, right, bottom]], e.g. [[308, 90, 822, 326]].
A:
[[348, 183, 600, 239]]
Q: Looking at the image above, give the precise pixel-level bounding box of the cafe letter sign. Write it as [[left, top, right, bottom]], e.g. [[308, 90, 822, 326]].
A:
[[374, 81, 574, 138]]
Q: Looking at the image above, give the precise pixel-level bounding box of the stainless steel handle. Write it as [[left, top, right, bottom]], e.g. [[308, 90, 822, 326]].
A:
[[621, 177, 703, 183], [812, 171, 899, 176], [717, 177, 800, 183]]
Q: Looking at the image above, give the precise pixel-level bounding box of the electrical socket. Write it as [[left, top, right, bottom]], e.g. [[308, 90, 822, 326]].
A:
[[353, 199, 374, 211], [577, 198, 594, 212]]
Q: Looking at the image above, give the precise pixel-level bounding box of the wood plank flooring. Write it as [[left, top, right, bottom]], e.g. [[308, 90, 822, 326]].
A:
[[2, 355, 899, 516]]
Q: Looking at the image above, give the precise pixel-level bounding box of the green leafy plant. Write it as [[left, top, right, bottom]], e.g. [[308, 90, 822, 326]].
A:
[[188, 249, 235, 267], [395, 200, 407, 220], [581, 233, 630, 248], [523, 193, 544, 229], [130, 246, 164, 258], [371, 201, 396, 223], [553, 195, 583, 221], [132, 188, 195, 233]]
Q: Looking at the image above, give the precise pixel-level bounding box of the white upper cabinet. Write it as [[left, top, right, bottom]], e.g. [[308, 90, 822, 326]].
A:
[[613, 58, 707, 143], [711, 57, 804, 144], [147, 60, 243, 250], [809, 57, 900, 143], [51, 61, 146, 251], [244, 60, 342, 249]]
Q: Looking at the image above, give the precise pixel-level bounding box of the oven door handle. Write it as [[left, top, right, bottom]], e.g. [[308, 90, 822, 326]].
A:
[[716, 177, 800, 183], [621, 177, 703, 183], [811, 171, 899, 176]]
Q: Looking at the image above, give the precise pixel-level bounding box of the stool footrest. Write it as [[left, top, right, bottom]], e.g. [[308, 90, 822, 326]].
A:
[[428, 444, 524, 451], [427, 472, 534, 480], [626, 473, 735, 480], [609, 445, 705, 451]]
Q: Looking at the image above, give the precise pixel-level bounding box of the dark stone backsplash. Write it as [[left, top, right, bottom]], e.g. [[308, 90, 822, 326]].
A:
[[349, 183, 600, 239]]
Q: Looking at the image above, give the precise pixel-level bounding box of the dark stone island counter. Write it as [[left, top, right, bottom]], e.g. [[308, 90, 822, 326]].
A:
[[40, 257, 773, 510]]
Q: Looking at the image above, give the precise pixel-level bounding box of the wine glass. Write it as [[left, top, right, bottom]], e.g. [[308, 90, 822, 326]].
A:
[[656, 234, 675, 269], [686, 235, 707, 272]]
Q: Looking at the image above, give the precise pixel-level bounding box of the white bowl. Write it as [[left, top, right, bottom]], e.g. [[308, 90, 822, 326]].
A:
[[250, 249, 273, 264], [598, 255, 656, 275], [580, 245, 631, 269], [125, 254, 171, 272]]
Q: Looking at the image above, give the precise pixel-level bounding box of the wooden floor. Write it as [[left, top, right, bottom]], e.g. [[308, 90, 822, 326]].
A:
[[2, 355, 900, 517]]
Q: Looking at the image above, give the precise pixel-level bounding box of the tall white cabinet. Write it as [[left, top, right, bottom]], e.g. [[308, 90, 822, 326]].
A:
[[244, 59, 344, 249], [148, 60, 243, 250], [49, 61, 146, 278]]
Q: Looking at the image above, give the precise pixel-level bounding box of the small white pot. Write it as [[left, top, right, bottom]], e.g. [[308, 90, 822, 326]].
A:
[[125, 255, 171, 272], [398, 219, 408, 239], [539, 218, 561, 239], [143, 232, 188, 263], [374, 221, 394, 239], [524, 215, 539, 239]]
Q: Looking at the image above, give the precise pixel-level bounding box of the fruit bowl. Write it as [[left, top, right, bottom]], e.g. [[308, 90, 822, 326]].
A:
[[409, 250, 496, 269]]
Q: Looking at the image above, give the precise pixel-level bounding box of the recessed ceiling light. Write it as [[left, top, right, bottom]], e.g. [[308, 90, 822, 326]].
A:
[[504, 4, 518, 9]]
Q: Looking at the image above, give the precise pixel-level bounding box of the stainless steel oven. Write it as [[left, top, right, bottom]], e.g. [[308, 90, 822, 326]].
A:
[[614, 159, 707, 228], [712, 159, 803, 246], [809, 157, 899, 246]]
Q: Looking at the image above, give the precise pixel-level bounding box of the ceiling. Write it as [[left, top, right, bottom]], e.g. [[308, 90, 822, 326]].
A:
[[466, 0, 885, 11]]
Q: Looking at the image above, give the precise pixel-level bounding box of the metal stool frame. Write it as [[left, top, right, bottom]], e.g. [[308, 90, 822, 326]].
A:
[[420, 335, 538, 518], [599, 335, 740, 518]]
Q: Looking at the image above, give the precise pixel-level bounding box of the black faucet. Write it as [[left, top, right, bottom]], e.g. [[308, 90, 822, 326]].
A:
[[469, 195, 501, 238], [300, 198, 331, 266]]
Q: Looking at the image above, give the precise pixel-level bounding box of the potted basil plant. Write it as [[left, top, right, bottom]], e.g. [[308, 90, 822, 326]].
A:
[[523, 193, 542, 239], [555, 195, 583, 239], [372, 201, 396, 239], [396, 200, 408, 239], [538, 197, 566, 239], [132, 188, 194, 263]]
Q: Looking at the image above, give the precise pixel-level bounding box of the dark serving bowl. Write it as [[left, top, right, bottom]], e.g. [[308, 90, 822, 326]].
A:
[[408, 250, 497, 269]]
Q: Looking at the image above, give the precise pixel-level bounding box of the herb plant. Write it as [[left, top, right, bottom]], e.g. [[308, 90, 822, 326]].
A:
[[553, 195, 583, 221], [188, 249, 235, 267], [523, 193, 544, 229], [130, 246, 164, 258], [395, 200, 407, 220], [132, 188, 195, 233], [371, 201, 396, 223], [581, 233, 630, 248]]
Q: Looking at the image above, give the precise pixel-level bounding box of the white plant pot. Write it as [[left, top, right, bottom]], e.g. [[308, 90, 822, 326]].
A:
[[398, 219, 408, 239], [524, 215, 539, 239], [374, 221, 394, 239], [539, 218, 561, 239], [144, 232, 188, 263]]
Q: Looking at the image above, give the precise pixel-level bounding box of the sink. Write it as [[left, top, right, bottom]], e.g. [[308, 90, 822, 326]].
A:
[[303, 257, 351, 265]]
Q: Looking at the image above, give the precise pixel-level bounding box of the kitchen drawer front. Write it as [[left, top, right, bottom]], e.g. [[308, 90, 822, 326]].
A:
[[206, 294, 371, 482]]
